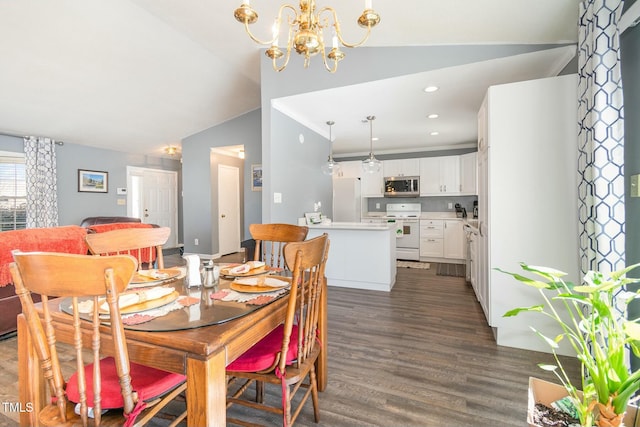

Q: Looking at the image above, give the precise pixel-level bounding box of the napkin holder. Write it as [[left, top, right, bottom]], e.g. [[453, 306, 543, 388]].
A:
[[183, 254, 202, 287]]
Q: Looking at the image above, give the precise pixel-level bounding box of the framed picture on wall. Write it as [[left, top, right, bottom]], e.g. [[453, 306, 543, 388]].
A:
[[78, 169, 108, 193], [251, 164, 262, 191]]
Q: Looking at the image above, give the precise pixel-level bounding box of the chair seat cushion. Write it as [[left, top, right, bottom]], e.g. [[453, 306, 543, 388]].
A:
[[227, 324, 299, 372], [66, 357, 186, 409]]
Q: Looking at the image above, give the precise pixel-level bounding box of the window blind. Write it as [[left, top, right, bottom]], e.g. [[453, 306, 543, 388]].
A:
[[0, 153, 26, 231]]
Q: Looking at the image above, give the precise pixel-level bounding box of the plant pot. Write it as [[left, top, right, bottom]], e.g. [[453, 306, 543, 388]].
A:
[[528, 377, 639, 427]]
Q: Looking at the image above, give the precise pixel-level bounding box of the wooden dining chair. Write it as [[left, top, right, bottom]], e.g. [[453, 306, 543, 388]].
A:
[[226, 233, 330, 427], [249, 223, 309, 271], [10, 251, 187, 427], [85, 226, 171, 270]]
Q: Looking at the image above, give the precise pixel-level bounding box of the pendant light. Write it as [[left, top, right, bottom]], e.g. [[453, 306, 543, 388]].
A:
[[362, 115, 381, 173], [321, 120, 341, 175]]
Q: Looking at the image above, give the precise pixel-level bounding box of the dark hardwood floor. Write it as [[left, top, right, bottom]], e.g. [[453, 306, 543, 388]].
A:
[[0, 256, 579, 426]]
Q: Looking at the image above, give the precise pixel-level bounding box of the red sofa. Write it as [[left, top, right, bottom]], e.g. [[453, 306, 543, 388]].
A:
[[0, 218, 156, 337], [0, 225, 89, 336]]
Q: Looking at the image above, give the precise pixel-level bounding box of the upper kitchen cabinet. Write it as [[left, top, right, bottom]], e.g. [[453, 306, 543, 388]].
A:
[[334, 160, 362, 179], [459, 152, 477, 195], [361, 168, 384, 197], [383, 159, 419, 177], [419, 156, 460, 196]]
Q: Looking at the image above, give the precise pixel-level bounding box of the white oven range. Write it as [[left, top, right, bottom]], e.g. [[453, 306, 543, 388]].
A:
[[385, 203, 421, 261]]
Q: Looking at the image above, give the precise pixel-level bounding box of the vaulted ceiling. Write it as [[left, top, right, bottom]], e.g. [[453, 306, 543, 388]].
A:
[[0, 1, 580, 158]]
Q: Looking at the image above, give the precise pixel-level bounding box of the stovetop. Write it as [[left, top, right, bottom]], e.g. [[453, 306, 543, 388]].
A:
[[386, 203, 421, 219]]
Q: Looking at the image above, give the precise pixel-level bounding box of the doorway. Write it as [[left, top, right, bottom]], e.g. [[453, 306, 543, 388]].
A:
[[217, 164, 241, 255], [127, 166, 179, 248]]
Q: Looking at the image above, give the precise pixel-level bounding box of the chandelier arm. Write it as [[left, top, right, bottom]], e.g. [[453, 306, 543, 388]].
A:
[[272, 25, 294, 72], [320, 42, 339, 73], [318, 7, 373, 49], [242, 4, 297, 46]]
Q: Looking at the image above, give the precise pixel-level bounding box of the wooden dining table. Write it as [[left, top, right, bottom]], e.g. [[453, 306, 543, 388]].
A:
[[17, 272, 328, 427]]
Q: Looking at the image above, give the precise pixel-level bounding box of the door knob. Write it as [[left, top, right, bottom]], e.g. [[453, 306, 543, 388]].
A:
[[221, 214, 226, 218]]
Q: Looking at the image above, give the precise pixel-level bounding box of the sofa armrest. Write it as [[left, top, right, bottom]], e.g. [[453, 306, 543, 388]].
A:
[[80, 216, 142, 227]]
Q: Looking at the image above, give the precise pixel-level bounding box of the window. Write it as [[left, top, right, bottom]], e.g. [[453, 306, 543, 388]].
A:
[[0, 151, 26, 231]]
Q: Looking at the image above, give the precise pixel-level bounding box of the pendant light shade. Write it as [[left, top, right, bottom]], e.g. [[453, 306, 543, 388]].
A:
[[321, 120, 341, 175], [362, 115, 381, 173]]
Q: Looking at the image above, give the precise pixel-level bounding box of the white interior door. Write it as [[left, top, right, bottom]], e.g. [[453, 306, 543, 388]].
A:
[[127, 166, 178, 248], [217, 164, 241, 255]]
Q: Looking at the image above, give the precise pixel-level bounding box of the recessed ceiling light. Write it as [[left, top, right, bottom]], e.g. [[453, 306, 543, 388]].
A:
[[427, 114, 439, 119], [430, 131, 439, 136], [423, 86, 439, 93], [372, 137, 379, 141]]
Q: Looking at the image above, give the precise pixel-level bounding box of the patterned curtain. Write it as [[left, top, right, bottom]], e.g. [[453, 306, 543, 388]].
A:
[[577, 0, 626, 276], [23, 136, 59, 228]]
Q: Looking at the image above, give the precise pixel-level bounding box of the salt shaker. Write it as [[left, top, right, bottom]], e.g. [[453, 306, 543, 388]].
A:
[[202, 260, 218, 288]]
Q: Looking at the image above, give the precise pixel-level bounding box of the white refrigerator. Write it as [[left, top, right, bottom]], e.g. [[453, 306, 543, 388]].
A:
[[332, 177, 361, 222]]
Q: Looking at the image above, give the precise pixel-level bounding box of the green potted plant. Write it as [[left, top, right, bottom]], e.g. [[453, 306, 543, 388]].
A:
[[497, 262, 640, 427]]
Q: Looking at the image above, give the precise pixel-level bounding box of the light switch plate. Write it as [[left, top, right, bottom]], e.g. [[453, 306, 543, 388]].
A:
[[274, 192, 282, 203], [117, 187, 127, 195], [631, 174, 640, 197], [117, 198, 126, 205]]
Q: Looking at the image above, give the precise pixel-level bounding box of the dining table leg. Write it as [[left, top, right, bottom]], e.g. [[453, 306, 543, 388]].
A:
[[316, 276, 328, 392], [186, 348, 227, 426], [17, 313, 44, 427]]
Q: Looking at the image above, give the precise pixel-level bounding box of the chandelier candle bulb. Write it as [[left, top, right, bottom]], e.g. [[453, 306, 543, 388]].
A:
[[272, 21, 279, 46], [365, 0, 372, 10]]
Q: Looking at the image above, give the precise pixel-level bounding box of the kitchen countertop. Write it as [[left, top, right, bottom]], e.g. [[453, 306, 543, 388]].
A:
[[307, 221, 393, 230], [363, 211, 464, 220], [363, 212, 479, 231]]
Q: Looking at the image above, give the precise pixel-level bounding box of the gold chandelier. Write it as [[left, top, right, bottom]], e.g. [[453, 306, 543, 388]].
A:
[[234, 0, 380, 73]]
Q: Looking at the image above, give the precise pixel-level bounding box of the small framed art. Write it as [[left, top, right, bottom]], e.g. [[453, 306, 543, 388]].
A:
[[78, 169, 108, 193], [251, 164, 262, 191]]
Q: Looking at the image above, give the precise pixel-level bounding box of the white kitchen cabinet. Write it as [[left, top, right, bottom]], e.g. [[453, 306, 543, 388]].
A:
[[334, 160, 361, 179], [419, 220, 443, 257], [419, 156, 460, 196], [420, 218, 465, 261], [443, 220, 465, 259], [361, 168, 384, 197], [476, 75, 579, 355], [469, 229, 480, 306], [459, 152, 477, 195], [383, 158, 419, 177]]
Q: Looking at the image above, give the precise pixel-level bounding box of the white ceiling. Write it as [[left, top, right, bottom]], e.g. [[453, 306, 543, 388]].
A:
[[0, 1, 581, 158], [272, 46, 576, 156]]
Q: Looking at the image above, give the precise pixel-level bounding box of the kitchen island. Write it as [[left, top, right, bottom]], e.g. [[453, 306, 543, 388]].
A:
[[307, 222, 396, 292]]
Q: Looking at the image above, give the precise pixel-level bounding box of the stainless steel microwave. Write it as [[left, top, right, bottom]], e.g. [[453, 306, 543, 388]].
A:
[[384, 176, 419, 197]]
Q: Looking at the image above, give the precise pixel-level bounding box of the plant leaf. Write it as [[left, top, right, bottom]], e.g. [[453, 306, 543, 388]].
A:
[[624, 321, 640, 341], [493, 268, 550, 289], [520, 263, 568, 278], [503, 305, 544, 317], [538, 364, 558, 371], [531, 327, 560, 349]]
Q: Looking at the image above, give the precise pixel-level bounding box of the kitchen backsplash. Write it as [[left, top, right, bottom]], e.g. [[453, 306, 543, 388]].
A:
[[365, 196, 478, 215]]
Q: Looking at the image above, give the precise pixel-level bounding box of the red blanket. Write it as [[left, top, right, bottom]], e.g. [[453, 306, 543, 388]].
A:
[[0, 225, 88, 286]]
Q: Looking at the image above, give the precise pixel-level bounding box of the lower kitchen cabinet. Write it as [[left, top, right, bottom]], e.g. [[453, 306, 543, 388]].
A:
[[419, 218, 465, 262], [443, 220, 465, 259], [420, 236, 444, 257], [420, 220, 443, 258]]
